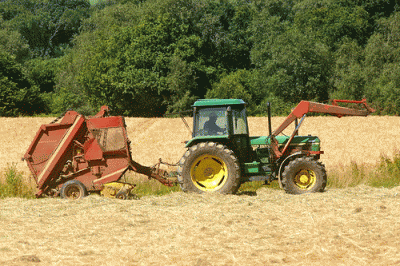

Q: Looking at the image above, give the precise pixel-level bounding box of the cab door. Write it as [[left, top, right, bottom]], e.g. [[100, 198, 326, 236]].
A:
[[229, 107, 252, 163]]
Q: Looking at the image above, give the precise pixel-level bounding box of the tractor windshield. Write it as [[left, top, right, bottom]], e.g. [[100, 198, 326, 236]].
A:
[[194, 107, 227, 137]]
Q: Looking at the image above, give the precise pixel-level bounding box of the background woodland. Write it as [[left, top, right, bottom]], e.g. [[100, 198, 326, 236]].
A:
[[0, 0, 399, 117]]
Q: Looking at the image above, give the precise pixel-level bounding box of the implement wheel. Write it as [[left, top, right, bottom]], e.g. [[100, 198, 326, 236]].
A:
[[60, 180, 88, 200], [281, 157, 327, 194], [177, 142, 241, 194], [116, 190, 128, 200]]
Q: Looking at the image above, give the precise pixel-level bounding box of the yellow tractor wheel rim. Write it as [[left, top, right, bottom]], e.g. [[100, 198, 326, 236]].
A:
[[190, 154, 228, 191], [294, 169, 317, 190]]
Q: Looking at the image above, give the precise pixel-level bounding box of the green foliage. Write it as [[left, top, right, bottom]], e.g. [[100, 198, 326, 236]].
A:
[[0, 0, 91, 58], [123, 172, 180, 197], [24, 57, 59, 93], [328, 153, 400, 189], [165, 55, 198, 113], [76, 12, 172, 116], [330, 38, 365, 100], [60, 0, 255, 116], [206, 69, 261, 114], [294, 0, 370, 47], [133, 181, 181, 197], [251, 13, 333, 108], [256, 94, 296, 117], [0, 164, 35, 198], [0, 50, 47, 116], [206, 70, 253, 103], [359, 0, 399, 23], [363, 11, 400, 114], [0, 0, 91, 115], [371, 153, 400, 188], [51, 35, 96, 115], [0, 22, 31, 62], [0, 0, 399, 116]]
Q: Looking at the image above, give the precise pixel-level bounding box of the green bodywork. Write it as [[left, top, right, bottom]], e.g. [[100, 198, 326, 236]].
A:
[[193, 99, 246, 107], [250, 135, 320, 152], [187, 99, 322, 181]]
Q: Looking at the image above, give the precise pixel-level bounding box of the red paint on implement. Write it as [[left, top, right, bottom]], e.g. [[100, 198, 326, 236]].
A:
[[24, 106, 175, 198]]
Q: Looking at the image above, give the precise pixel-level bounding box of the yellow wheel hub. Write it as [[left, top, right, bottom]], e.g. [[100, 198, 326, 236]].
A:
[[190, 154, 228, 191], [294, 169, 316, 190]]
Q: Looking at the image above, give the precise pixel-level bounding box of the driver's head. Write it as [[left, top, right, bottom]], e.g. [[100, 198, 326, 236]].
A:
[[209, 113, 217, 121]]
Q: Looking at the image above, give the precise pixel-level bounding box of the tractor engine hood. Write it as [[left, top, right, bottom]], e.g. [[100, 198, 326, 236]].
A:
[[250, 135, 320, 149]]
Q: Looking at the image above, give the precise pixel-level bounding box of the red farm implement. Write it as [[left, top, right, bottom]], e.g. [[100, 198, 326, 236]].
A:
[[24, 107, 173, 199]]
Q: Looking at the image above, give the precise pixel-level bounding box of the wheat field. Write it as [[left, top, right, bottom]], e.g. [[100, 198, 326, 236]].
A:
[[1, 116, 400, 265], [2, 115, 399, 174], [126, 116, 400, 169]]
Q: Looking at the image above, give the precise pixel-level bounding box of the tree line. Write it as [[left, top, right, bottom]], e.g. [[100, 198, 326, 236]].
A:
[[0, 0, 399, 117]]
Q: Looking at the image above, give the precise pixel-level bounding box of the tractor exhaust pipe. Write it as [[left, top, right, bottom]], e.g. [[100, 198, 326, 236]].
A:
[[267, 102, 272, 136]]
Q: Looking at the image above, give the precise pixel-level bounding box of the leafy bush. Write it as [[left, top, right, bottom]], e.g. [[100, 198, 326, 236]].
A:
[[0, 50, 48, 116], [0, 164, 35, 198], [370, 154, 400, 188], [328, 153, 400, 189]]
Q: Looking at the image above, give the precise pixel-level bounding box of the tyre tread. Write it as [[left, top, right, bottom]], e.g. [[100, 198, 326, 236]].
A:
[[177, 142, 241, 194], [281, 157, 327, 194]]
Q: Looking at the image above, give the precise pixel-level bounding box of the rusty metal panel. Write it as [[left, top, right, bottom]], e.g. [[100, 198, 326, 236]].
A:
[[37, 116, 85, 188], [83, 138, 103, 161], [24, 114, 85, 187], [87, 116, 125, 129]]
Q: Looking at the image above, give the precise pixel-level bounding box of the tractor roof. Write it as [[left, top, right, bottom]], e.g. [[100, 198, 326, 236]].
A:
[[193, 99, 246, 107]]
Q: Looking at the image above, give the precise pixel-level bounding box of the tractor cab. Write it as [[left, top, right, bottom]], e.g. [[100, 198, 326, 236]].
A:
[[188, 99, 252, 163]]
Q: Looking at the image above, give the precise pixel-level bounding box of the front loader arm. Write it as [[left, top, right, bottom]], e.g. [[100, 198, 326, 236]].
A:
[[272, 99, 374, 136], [270, 99, 375, 159]]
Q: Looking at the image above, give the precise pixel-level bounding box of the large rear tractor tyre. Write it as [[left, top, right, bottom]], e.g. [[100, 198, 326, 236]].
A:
[[281, 157, 327, 194], [177, 142, 241, 194], [60, 180, 88, 200]]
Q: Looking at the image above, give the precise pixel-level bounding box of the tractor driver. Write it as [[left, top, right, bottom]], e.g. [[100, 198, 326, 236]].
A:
[[204, 113, 225, 135]]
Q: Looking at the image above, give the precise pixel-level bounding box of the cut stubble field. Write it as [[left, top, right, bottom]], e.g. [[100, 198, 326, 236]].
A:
[[1, 187, 400, 265], [1, 116, 400, 265]]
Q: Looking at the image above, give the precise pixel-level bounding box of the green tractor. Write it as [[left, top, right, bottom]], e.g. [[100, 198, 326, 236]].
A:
[[177, 99, 374, 194]]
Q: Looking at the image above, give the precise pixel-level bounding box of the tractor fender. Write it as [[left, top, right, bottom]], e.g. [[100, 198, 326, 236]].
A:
[[277, 152, 305, 188]]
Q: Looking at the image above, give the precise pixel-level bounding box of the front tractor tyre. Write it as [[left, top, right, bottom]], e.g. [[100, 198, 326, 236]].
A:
[[177, 142, 241, 194], [281, 157, 327, 194], [60, 180, 88, 200]]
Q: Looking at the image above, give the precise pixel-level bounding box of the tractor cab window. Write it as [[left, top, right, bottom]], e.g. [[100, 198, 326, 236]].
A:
[[232, 108, 248, 135], [194, 108, 227, 137]]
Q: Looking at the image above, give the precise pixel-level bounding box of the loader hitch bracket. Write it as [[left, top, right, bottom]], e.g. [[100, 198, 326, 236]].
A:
[[148, 159, 177, 187]]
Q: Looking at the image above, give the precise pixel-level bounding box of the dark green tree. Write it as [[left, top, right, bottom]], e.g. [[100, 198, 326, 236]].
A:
[[251, 12, 333, 108], [206, 69, 257, 113], [363, 12, 400, 114], [0, 15, 31, 62], [57, 0, 255, 116], [0, 0, 91, 58], [293, 0, 370, 48], [330, 38, 366, 100], [0, 50, 46, 116]]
